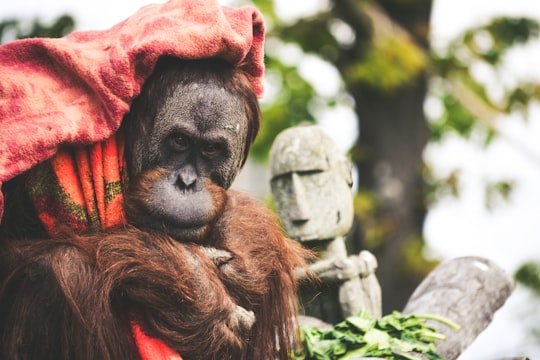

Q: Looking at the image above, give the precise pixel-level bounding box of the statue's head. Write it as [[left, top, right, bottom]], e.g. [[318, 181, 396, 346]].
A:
[[269, 125, 354, 242]]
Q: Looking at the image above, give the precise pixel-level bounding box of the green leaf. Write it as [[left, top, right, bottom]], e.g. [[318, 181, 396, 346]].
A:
[[515, 262, 540, 295], [295, 310, 456, 359], [342, 310, 375, 333]]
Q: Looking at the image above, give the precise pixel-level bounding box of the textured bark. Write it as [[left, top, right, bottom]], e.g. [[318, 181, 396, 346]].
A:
[[402, 256, 514, 360], [332, 0, 433, 312], [353, 81, 430, 313]]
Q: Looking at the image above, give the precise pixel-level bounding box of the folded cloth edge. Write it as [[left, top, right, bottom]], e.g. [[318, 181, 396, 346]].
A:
[[0, 0, 265, 221]]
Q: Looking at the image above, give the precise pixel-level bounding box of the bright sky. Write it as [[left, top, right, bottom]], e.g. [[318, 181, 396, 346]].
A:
[[2, 0, 540, 357], [428, 2, 540, 357], [428, 0, 540, 274]]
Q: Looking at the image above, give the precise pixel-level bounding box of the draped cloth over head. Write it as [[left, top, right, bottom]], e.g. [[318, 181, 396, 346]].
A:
[[0, 0, 265, 223], [0, 2, 265, 357]]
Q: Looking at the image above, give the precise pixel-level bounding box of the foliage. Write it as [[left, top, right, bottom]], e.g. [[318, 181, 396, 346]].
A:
[[429, 16, 540, 143], [292, 310, 460, 360], [428, 93, 478, 142], [250, 55, 318, 161], [515, 261, 540, 295], [484, 179, 515, 211], [245, 0, 540, 308], [425, 16, 540, 209], [245, 0, 357, 162], [463, 17, 540, 65], [353, 190, 385, 250], [0, 15, 74, 43], [344, 35, 427, 92], [423, 166, 460, 205], [242, 1, 540, 211]]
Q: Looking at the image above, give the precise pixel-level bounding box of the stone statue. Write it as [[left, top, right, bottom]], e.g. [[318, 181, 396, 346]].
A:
[[269, 125, 518, 358], [269, 125, 382, 323]]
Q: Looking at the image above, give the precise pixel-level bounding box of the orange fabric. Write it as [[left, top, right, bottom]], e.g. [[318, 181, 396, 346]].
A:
[[26, 133, 126, 235], [26, 133, 184, 359], [132, 322, 182, 360]]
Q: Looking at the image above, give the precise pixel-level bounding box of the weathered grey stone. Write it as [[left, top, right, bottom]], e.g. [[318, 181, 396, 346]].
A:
[[402, 256, 514, 360], [269, 125, 354, 242], [272, 126, 516, 359], [270, 125, 382, 322]]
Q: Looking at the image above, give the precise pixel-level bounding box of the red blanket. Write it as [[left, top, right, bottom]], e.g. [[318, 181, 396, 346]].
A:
[[0, 0, 265, 221], [23, 133, 127, 235], [132, 321, 183, 360]]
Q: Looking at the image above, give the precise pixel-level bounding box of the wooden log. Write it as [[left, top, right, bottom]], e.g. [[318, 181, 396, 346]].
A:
[[402, 256, 514, 360]]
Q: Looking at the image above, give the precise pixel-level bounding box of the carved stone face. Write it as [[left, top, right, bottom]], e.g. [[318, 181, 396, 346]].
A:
[[269, 125, 354, 242]]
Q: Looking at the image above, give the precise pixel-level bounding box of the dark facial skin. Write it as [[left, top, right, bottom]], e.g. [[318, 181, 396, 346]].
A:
[[123, 58, 254, 242], [144, 80, 249, 189]]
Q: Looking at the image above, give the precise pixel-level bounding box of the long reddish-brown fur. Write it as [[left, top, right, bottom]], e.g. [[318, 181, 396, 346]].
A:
[[124, 174, 311, 359], [0, 57, 312, 360], [0, 186, 309, 360]]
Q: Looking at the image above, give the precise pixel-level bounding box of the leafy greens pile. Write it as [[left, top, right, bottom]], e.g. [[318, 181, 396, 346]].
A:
[[292, 310, 460, 360]]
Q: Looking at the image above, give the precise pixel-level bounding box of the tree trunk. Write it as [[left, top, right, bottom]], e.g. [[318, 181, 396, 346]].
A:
[[334, 0, 433, 312], [353, 80, 429, 312]]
